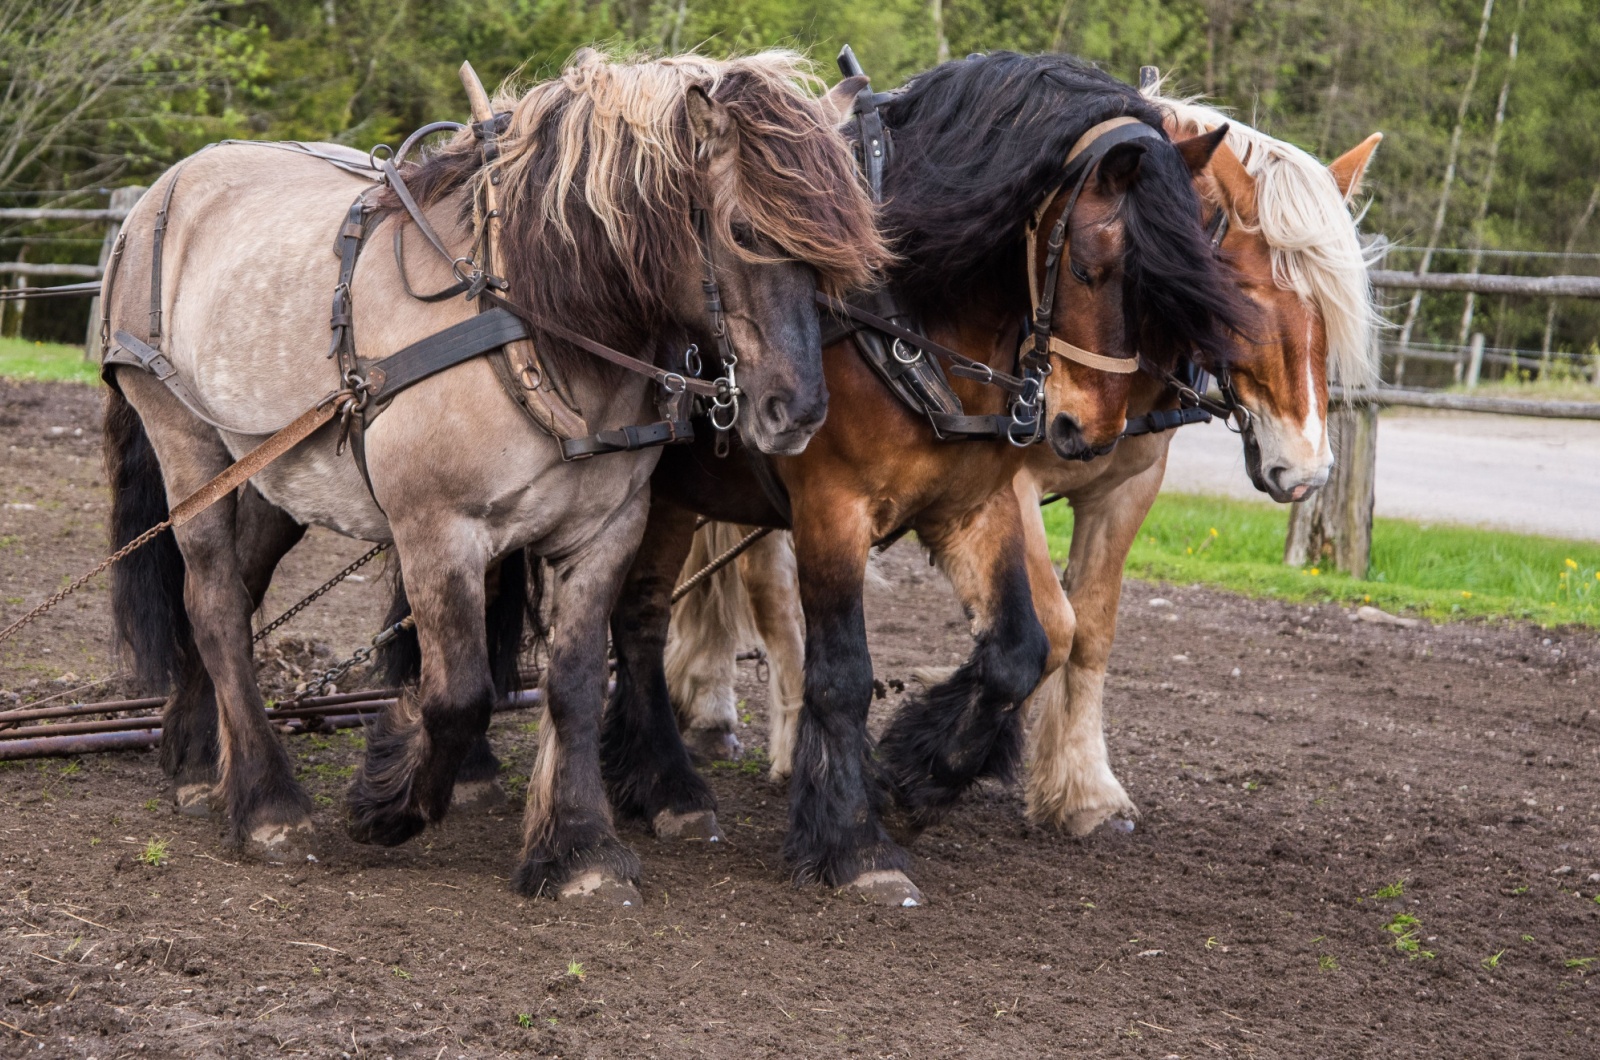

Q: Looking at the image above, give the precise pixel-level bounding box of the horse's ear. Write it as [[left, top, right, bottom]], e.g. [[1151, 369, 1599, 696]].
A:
[[686, 86, 733, 160], [1328, 132, 1383, 202], [1095, 141, 1148, 195], [820, 75, 868, 125], [1173, 125, 1229, 177], [1207, 141, 1259, 224]]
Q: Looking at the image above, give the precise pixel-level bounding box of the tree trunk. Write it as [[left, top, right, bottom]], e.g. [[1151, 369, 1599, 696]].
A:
[[1395, 0, 1498, 382], [1457, 7, 1524, 347], [85, 185, 145, 363], [1284, 401, 1378, 579]]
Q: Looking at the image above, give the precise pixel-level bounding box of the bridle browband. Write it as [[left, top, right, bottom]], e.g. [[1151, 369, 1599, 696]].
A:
[[822, 50, 1172, 449]]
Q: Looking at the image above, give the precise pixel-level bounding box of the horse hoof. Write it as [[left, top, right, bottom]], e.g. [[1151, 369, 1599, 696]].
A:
[[1063, 807, 1139, 837], [652, 808, 723, 843], [846, 869, 925, 908], [451, 779, 506, 814], [174, 782, 218, 818], [683, 726, 742, 764], [558, 869, 641, 908], [243, 820, 317, 865]]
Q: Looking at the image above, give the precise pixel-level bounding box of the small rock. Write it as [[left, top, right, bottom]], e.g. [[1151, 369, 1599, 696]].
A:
[[1357, 605, 1420, 629], [1136, 949, 1164, 958], [343, 574, 367, 583], [1147, 598, 1173, 608], [4, 502, 37, 511], [1230, 667, 1241, 678], [1553, 865, 1574, 876], [51, 673, 79, 685], [1587, 873, 1600, 883], [49, 426, 66, 436], [1172, 654, 1190, 663]]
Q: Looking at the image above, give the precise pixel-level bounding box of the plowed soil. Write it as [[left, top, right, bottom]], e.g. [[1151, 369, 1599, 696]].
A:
[[2, 379, 1597, 1058]]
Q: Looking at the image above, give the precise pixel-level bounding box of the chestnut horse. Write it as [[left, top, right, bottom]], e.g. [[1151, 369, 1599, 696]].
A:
[[668, 88, 1381, 842], [102, 51, 883, 904], [591, 52, 1249, 905]]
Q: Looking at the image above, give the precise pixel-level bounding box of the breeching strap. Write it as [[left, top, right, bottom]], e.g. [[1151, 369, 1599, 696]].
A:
[[0, 391, 350, 649]]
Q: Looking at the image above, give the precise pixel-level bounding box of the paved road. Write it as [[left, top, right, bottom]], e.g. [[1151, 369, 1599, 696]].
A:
[[1163, 408, 1600, 542]]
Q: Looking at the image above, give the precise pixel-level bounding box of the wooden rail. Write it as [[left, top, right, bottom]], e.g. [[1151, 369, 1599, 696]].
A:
[[1369, 269, 1600, 299], [0, 207, 130, 223], [1330, 386, 1600, 420]]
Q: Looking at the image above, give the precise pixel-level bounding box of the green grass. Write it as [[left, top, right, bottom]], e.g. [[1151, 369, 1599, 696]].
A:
[[1042, 491, 1600, 628], [0, 336, 99, 384]]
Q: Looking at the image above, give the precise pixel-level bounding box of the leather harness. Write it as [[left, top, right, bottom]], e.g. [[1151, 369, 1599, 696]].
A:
[[101, 93, 759, 503]]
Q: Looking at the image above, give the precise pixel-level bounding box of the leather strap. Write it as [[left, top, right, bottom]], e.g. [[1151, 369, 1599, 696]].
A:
[[559, 419, 693, 459], [167, 395, 348, 529], [815, 291, 1028, 395], [1030, 334, 1142, 374], [1122, 404, 1212, 437], [149, 163, 186, 340], [362, 307, 530, 404]]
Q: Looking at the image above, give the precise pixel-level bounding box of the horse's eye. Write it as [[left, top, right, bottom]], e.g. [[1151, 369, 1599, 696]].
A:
[[731, 224, 757, 250], [1069, 259, 1092, 286]]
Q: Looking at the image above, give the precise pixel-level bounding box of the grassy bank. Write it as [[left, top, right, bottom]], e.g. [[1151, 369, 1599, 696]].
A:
[[1042, 492, 1600, 628], [0, 337, 99, 384]]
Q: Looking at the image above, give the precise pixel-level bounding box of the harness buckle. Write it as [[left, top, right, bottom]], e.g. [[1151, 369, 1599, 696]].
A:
[[661, 372, 688, 395]]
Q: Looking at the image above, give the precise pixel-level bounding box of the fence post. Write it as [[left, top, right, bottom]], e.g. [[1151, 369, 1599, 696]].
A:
[[1465, 332, 1486, 388], [1283, 398, 1378, 578], [84, 185, 144, 363]]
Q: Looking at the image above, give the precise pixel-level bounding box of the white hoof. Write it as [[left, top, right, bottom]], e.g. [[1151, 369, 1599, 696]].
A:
[[847, 869, 925, 908], [652, 808, 723, 842], [558, 869, 641, 908]]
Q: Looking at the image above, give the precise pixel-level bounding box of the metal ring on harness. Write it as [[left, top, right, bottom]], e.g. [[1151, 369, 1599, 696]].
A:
[[518, 362, 543, 390], [1006, 411, 1040, 448], [709, 395, 739, 432], [684, 343, 702, 377], [1225, 404, 1253, 435], [450, 256, 480, 284], [368, 143, 395, 169], [661, 372, 688, 395], [891, 337, 922, 365]]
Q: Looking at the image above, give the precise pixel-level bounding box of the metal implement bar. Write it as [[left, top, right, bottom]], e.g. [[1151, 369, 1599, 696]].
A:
[[671, 527, 774, 604]]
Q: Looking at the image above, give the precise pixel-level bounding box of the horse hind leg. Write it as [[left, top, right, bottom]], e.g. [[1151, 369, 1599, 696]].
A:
[[347, 532, 493, 847], [167, 486, 305, 818], [113, 372, 314, 861]]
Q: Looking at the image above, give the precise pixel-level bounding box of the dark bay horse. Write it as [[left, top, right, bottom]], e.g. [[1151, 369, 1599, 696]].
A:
[[591, 53, 1250, 905], [102, 50, 884, 904], [668, 93, 1382, 844]]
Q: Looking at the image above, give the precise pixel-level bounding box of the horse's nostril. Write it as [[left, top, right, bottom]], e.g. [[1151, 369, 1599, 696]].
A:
[[760, 392, 793, 430], [1047, 413, 1085, 459]]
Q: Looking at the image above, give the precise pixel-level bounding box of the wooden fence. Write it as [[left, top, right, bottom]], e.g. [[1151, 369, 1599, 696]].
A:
[[1284, 268, 1600, 577]]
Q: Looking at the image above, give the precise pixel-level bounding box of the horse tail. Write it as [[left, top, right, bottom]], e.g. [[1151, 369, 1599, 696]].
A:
[[104, 386, 190, 692], [376, 549, 534, 697], [665, 522, 762, 733]]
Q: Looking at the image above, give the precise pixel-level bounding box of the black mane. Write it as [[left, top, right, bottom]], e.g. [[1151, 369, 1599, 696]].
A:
[[879, 51, 1248, 367]]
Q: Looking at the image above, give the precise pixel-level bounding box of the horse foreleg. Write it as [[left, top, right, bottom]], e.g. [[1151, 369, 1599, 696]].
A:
[[1025, 459, 1164, 834], [786, 497, 919, 905], [601, 498, 722, 842], [167, 485, 304, 817], [739, 530, 805, 781], [877, 488, 1051, 831], [347, 524, 491, 847], [515, 495, 650, 904]]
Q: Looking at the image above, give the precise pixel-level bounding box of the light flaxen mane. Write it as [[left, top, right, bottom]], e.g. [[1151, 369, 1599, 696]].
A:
[[1144, 88, 1380, 388], [487, 48, 885, 297]]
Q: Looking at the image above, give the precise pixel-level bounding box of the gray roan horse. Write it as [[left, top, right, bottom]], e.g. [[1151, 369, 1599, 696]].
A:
[[100, 50, 883, 902]]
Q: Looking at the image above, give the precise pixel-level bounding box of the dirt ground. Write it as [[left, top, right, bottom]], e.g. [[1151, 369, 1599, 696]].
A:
[[2, 378, 1597, 1059]]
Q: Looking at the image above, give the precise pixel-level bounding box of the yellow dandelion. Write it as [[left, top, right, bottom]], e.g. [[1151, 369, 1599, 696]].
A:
[[1186, 547, 1193, 555], [1460, 591, 1472, 599], [1362, 594, 1371, 603], [1309, 567, 1321, 577], [1209, 527, 1219, 537], [1565, 558, 1578, 569]]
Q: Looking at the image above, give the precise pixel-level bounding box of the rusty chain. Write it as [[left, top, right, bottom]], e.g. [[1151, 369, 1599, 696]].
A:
[[253, 543, 387, 645]]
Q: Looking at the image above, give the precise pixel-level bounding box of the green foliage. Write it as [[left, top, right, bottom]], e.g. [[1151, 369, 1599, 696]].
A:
[[1043, 491, 1600, 628], [7, 0, 1600, 356]]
